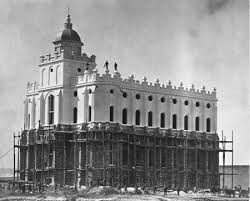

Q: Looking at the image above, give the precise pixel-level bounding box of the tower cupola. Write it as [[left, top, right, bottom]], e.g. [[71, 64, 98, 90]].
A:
[[53, 14, 83, 57]]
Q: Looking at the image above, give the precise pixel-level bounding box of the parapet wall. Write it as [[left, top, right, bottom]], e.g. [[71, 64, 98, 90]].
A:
[[77, 70, 217, 100], [39, 49, 96, 65], [27, 81, 39, 94]]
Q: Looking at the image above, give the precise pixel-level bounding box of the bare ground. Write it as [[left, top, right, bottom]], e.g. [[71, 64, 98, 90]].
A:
[[0, 186, 249, 201]]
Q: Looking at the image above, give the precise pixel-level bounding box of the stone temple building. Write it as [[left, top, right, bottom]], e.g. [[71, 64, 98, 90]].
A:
[[19, 14, 219, 189]]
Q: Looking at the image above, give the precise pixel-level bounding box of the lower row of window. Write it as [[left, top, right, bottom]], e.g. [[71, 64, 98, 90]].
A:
[[119, 108, 211, 132], [71, 106, 211, 132]]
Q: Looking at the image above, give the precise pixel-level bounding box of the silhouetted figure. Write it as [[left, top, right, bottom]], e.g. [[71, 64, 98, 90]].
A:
[[124, 185, 127, 194], [164, 185, 168, 196], [114, 62, 118, 71], [104, 60, 109, 69], [117, 184, 121, 193], [177, 185, 180, 196]]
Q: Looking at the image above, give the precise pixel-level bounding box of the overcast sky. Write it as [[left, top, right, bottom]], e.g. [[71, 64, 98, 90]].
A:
[[0, 0, 248, 168]]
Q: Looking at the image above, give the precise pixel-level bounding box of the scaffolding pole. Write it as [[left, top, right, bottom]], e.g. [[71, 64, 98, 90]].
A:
[[231, 131, 233, 188], [13, 132, 16, 180]]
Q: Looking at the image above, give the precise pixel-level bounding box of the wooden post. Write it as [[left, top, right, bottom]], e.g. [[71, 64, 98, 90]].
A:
[[74, 131, 77, 188], [63, 133, 66, 185], [144, 130, 147, 184], [222, 131, 225, 189], [102, 131, 106, 186], [86, 129, 89, 188], [17, 132, 20, 180], [154, 133, 156, 186], [195, 137, 198, 189], [184, 135, 187, 188], [117, 133, 120, 186], [48, 126, 50, 184], [41, 129, 45, 185], [165, 131, 168, 184], [127, 133, 130, 185], [231, 131, 233, 189], [175, 136, 178, 187], [159, 135, 162, 185], [33, 130, 36, 184], [78, 140, 82, 187], [133, 127, 136, 186], [13, 132, 16, 180]]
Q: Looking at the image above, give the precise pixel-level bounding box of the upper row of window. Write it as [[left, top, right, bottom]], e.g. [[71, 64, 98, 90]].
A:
[[110, 90, 211, 108]]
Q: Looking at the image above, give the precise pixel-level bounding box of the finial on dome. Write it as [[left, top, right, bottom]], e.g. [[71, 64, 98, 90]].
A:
[[64, 7, 72, 29]]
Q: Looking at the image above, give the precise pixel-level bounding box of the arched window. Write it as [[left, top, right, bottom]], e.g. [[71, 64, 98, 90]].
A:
[[184, 115, 188, 130], [28, 114, 30, 129], [172, 114, 177, 129], [160, 113, 165, 128], [135, 110, 140, 126], [73, 107, 77, 123], [206, 118, 211, 132], [195, 117, 200, 131], [48, 67, 53, 85], [122, 108, 127, 124], [148, 111, 153, 126], [56, 65, 61, 84], [41, 69, 45, 86], [110, 106, 114, 122], [88, 106, 92, 122], [48, 94, 54, 124]]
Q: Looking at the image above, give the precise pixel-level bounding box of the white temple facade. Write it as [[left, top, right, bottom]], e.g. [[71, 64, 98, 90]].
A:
[[24, 14, 217, 134]]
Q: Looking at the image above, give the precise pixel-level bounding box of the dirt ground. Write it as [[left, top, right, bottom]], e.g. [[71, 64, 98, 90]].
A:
[[0, 186, 249, 201]]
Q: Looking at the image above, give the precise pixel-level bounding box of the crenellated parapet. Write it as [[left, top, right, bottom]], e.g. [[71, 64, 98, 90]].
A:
[[27, 81, 39, 94], [40, 49, 65, 64], [39, 49, 96, 65], [77, 69, 217, 100]]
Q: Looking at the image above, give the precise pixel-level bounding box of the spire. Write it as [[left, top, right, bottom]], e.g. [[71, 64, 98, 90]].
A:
[[64, 6, 72, 29]]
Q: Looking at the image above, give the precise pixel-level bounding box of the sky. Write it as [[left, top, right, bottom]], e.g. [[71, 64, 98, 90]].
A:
[[0, 0, 249, 168]]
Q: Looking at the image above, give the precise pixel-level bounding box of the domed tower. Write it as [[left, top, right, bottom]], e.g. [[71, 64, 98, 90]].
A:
[[53, 14, 83, 58]]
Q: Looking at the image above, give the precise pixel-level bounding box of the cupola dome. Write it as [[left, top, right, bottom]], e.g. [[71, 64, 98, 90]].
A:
[[53, 14, 82, 44]]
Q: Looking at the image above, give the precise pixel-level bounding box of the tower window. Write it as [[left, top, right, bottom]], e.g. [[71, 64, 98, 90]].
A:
[[195, 117, 200, 131], [110, 89, 114, 94], [77, 68, 81, 72], [122, 108, 127, 124], [74, 91, 77, 97], [172, 114, 177, 129], [207, 103, 211, 108], [136, 94, 140, 100], [123, 92, 127, 98], [73, 107, 77, 123], [110, 106, 114, 122], [161, 97, 165, 103], [50, 68, 53, 72], [184, 100, 189, 106], [88, 106, 92, 122], [135, 110, 140, 125], [48, 94, 54, 124], [206, 118, 211, 132], [196, 102, 200, 107], [148, 111, 153, 126], [89, 89, 92, 94], [160, 113, 165, 128], [148, 95, 153, 101], [173, 98, 177, 104], [184, 115, 188, 130]]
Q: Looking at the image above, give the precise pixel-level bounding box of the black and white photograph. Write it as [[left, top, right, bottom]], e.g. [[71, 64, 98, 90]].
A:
[[0, 0, 249, 200]]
